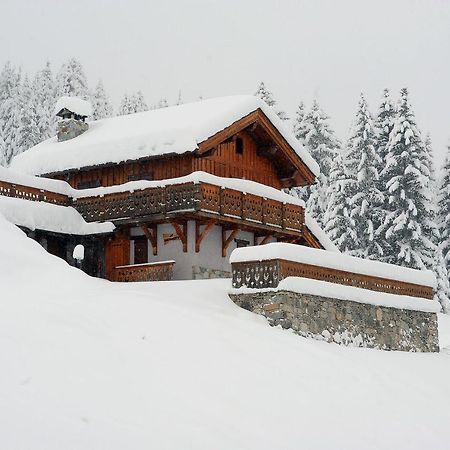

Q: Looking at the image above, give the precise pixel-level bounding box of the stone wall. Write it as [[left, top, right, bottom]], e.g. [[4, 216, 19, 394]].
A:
[[229, 290, 439, 352], [193, 266, 231, 280]]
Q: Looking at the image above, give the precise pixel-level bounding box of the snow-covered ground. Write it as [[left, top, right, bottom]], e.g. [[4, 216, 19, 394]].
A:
[[2, 213, 450, 450]]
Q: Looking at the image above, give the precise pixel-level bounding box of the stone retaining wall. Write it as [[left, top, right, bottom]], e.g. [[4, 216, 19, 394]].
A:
[[193, 266, 231, 280], [229, 290, 439, 352]]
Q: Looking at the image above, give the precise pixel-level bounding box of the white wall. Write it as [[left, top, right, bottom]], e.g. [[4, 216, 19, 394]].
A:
[[129, 222, 276, 280]]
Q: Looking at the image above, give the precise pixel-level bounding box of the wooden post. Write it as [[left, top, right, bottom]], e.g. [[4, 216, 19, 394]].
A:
[[222, 227, 240, 258], [140, 224, 158, 255], [195, 220, 216, 253], [172, 222, 188, 253]]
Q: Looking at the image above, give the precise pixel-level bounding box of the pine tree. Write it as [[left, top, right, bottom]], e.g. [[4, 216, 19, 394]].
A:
[[32, 61, 56, 140], [154, 97, 169, 109], [92, 80, 113, 120], [323, 150, 357, 252], [292, 101, 307, 141], [437, 143, 450, 279], [254, 81, 288, 121], [378, 88, 435, 269], [0, 62, 21, 166], [118, 94, 134, 115], [15, 75, 40, 156], [56, 58, 90, 99], [134, 91, 148, 112], [346, 94, 383, 258]]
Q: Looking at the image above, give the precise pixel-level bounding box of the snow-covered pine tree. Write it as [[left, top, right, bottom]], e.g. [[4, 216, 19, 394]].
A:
[[323, 150, 357, 252], [254, 81, 288, 121], [154, 98, 169, 109], [346, 94, 383, 259], [56, 58, 90, 100], [291, 100, 340, 225], [0, 62, 21, 166], [134, 91, 148, 113], [378, 88, 435, 269], [92, 80, 113, 120], [118, 94, 134, 115], [437, 143, 450, 279], [373, 88, 396, 260], [32, 62, 56, 141], [15, 75, 40, 156]]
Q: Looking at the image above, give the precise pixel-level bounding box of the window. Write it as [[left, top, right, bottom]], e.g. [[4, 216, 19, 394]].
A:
[[128, 172, 154, 182], [77, 179, 101, 189], [235, 238, 249, 248], [235, 137, 244, 155], [133, 236, 148, 265]]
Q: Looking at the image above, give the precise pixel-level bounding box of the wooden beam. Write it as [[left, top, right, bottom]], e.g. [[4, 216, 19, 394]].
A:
[[195, 220, 216, 252], [222, 227, 240, 257], [259, 234, 273, 246], [140, 224, 158, 255], [172, 222, 188, 252]]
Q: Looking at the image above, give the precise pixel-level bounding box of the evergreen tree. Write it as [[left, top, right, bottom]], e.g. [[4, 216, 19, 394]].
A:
[[134, 91, 148, 112], [92, 80, 113, 120], [0, 62, 21, 165], [56, 58, 90, 99], [292, 101, 307, 141], [32, 61, 56, 140], [118, 94, 134, 115], [323, 150, 356, 252], [254, 81, 288, 121], [154, 97, 169, 109], [15, 75, 40, 155], [378, 88, 435, 269], [346, 94, 383, 259], [437, 143, 450, 278]]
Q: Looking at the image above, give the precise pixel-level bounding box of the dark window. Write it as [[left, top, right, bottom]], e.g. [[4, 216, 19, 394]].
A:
[[235, 137, 244, 155], [77, 179, 101, 189], [133, 237, 148, 265], [235, 238, 249, 248], [128, 172, 154, 182]]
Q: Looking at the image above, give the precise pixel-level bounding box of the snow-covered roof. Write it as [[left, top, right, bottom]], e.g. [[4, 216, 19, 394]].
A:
[[11, 95, 319, 177], [229, 242, 436, 288], [54, 96, 92, 117], [0, 196, 114, 235], [230, 277, 440, 313]]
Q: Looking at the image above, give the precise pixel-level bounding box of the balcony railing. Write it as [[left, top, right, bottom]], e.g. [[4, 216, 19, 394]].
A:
[[73, 182, 304, 233], [231, 259, 434, 300], [112, 261, 175, 282]]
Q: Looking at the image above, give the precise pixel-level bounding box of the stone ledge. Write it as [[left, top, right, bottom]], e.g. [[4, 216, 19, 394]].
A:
[[229, 290, 439, 352]]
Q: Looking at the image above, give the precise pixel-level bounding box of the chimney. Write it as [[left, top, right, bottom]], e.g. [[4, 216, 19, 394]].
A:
[[54, 96, 92, 142]]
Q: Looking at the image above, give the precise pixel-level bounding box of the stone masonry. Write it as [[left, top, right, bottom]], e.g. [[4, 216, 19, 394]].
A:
[[192, 266, 231, 280], [57, 119, 89, 142], [229, 290, 439, 352]]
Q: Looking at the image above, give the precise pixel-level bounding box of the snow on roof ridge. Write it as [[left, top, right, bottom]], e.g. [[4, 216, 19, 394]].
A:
[[11, 95, 319, 178], [229, 242, 436, 288], [229, 277, 440, 313], [54, 96, 93, 117]]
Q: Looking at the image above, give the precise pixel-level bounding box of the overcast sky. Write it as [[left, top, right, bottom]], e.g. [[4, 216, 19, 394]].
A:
[[2, 0, 449, 164]]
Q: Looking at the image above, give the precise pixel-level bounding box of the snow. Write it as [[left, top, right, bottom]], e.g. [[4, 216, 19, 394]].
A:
[[2, 213, 450, 449], [72, 244, 85, 261], [230, 242, 436, 288], [0, 196, 114, 235], [230, 276, 440, 313], [11, 95, 320, 178], [54, 96, 93, 117], [305, 212, 339, 252]]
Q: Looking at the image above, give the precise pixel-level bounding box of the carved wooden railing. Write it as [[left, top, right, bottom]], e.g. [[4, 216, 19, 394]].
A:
[[231, 259, 434, 300], [112, 261, 175, 282], [0, 179, 70, 206], [73, 182, 304, 232]]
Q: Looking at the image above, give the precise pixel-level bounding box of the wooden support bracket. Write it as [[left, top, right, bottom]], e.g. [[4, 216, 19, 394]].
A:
[[259, 234, 273, 246], [222, 227, 240, 258], [140, 224, 158, 256], [195, 220, 216, 253], [172, 222, 188, 253]]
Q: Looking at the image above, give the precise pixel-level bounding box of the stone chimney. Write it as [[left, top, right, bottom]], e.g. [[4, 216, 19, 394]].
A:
[[54, 96, 92, 142]]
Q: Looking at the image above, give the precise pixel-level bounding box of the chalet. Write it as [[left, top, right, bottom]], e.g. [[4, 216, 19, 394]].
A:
[[8, 95, 333, 281]]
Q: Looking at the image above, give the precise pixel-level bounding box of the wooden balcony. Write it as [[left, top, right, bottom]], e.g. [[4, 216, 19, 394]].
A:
[[111, 261, 175, 282], [73, 181, 305, 236], [231, 259, 434, 300]]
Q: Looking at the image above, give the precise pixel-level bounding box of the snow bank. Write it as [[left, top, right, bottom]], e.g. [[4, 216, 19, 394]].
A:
[[230, 242, 436, 288], [54, 96, 92, 117], [11, 95, 319, 177], [230, 276, 440, 313], [0, 196, 114, 235], [305, 213, 339, 252]]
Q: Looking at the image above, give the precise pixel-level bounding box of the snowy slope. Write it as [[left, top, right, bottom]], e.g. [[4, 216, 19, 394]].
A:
[[2, 214, 450, 450], [10, 95, 319, 177]]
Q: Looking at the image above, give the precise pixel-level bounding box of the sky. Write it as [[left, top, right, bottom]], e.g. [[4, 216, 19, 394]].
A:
[[1, 0, 449, 165]]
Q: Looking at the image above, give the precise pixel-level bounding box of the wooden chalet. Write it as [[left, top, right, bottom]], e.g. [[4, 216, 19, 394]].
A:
[[8, 95, 333, 282]]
